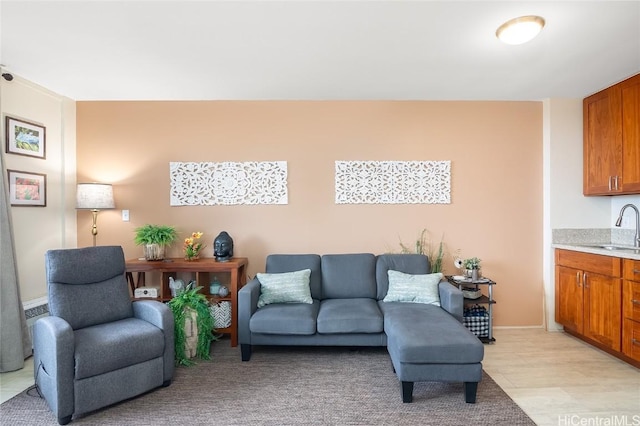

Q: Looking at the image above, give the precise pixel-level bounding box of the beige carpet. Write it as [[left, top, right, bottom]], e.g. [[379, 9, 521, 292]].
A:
[[1, 340, 535, 425]]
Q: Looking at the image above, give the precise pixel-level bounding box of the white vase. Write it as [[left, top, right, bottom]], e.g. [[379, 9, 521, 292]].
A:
[[143, 243, 165, 261]]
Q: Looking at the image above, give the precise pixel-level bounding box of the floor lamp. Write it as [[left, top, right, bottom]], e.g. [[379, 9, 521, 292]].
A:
[[76, 183, 115, 246]]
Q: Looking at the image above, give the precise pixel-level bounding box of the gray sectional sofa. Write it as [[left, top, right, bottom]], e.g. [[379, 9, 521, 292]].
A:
[[238, 253, 485, 403]]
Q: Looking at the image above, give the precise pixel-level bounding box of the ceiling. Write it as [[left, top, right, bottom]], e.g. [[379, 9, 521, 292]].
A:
[[1, 0, 639, 101]]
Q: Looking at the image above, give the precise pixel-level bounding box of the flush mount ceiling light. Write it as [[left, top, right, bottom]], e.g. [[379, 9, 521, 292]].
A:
[[496, 15, 545, 45]]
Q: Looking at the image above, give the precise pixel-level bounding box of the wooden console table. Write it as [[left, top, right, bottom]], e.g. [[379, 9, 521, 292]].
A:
[[125, 257, 248, 347]]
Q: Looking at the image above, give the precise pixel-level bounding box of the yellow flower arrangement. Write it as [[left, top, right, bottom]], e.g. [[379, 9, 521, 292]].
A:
[[184, 232, 205, 260]]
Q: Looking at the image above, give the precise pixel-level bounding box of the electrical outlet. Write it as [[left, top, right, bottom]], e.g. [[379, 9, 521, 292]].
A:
[[122, 210, 130, 222]]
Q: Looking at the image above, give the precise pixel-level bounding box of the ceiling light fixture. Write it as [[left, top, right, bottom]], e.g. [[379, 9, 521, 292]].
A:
[[496, 15, 545, 45]]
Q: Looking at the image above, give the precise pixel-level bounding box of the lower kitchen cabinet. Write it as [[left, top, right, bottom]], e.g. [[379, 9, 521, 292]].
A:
[[555, 249, 625, 357]]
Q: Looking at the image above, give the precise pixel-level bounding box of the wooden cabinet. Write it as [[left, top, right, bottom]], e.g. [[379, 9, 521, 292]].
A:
[[555, 265, 584, 334], [582, 74, 640, 195], [623, 259, 640, 362], [555, 250, 622, 351], [583, 85, 621, 194], [583, 73, 640, 195], [125, 257, 248, 347]]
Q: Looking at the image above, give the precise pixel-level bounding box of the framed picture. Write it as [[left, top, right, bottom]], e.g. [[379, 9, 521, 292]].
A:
[[7, 170, 47, 207], [5, 116, 46, 159]]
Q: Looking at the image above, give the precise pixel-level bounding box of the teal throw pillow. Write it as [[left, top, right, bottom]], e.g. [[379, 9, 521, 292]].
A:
[[256, 269, 313, 308], [383, 270, 443, 306]]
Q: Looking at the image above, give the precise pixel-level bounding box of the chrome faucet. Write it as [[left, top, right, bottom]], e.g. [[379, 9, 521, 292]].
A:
[[615, 203, 640, 248]]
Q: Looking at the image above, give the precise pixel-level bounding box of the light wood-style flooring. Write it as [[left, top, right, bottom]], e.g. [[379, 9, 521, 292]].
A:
[[1, 328, 639, 425]]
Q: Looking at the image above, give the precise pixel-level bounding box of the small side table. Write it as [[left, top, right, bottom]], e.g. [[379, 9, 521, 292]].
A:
[[125, 257, 248, 347], [447, 275, 496, 343]]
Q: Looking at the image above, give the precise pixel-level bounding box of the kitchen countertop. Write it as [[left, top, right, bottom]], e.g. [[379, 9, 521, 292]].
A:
[[553, 243, 640, 261]]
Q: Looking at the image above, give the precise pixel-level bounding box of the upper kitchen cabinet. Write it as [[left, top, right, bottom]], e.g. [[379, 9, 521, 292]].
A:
[[584, 73, 640, 195]]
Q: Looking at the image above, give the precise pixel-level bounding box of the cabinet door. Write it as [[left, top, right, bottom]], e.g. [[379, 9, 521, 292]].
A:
[[583, 272, 622, 351], [555, 266, 583, 334], [620, 75, 640, 193], [583, 87, 622, 195]]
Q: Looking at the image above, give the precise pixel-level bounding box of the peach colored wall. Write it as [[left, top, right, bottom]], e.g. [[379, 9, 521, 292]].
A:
[[76, 101, 543, 326]]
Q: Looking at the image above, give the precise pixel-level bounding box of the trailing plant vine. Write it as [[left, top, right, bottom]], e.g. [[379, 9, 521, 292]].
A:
[[167, 284, 216, 366]]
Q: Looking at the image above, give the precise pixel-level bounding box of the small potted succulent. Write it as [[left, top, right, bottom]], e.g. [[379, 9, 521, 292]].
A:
[[463, 257, 482, 280], [134, 224, 178, 261]]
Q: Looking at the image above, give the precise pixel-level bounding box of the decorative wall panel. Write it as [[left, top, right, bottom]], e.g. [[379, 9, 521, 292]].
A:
[[335, 160, 450, 204], [170, 161, 288, 205]]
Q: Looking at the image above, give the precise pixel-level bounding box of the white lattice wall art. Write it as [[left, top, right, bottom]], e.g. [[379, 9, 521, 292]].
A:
[[170, 161, 288, 206], [335, 160, 451, 204]]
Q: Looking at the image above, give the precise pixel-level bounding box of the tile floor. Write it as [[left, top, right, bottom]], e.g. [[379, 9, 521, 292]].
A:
[[1, 328, 639, 425]]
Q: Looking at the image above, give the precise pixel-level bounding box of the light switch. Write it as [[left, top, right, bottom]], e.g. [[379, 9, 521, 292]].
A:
[[122, 210, 130, 222]]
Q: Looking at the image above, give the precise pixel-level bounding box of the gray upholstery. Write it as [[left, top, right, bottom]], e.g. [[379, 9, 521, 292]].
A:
[[46, 246, 133, 330], [381, 302, 484, 364], [317, 298, 383, 334], [250, 300, 319, 335], [321, 253, 377, 299], [238, 252, 483, 403], [34, 246, 174, 425]]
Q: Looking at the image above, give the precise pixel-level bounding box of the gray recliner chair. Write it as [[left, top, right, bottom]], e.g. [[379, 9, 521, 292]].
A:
[[33, 246, 174, 425]]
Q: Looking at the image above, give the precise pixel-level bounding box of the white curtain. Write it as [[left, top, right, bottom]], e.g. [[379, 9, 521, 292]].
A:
[[0, 151, 32, 372]]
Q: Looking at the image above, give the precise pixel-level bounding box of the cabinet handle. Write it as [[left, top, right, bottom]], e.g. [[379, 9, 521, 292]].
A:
[[632, 299, 640, 305], [608, 176, 612, 191], [633, 338, 640, 347], [583, 272, 588, 288], [576, 271, 581, 287], [633, 269, 640, 274], [615, 176, 619, 190]]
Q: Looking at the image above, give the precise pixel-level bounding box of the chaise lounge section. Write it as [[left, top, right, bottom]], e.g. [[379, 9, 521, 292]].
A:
[[238, 253, 484, 403]]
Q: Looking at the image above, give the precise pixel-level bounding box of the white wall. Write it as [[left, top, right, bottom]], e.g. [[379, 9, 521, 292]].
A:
[[0, 75, 77, 303]]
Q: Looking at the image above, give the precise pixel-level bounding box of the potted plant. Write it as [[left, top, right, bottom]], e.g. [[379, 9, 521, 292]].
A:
[[398, 228, 445, 273], [463, 257, 482, 280], [167, 282, 216, 366], [134, 224, 178, 261]]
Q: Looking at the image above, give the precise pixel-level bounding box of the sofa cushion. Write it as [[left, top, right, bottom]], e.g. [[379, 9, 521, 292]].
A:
[[250, 300, 320, 335], [375, 254, 430, 300], [256, 269, 313, 308], [321, 253, 377, 299], [266, 254, 322, 300], [74, 317, 165, 380], [381, 302, 484, 364], [383, 271, 443, 306], [317, 298, 383, 334]]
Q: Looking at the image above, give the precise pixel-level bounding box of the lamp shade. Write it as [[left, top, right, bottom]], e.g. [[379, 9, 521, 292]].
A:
[[76, 183, 115, 210]]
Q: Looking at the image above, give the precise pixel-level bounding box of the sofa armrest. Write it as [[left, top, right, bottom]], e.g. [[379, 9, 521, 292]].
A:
[[33, 316, 75, 421], [439, 281, 464, 323], [133, 300, 175, 382], [238, 278, 261, 344]]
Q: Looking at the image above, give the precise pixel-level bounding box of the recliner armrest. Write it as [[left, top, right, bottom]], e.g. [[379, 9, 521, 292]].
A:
[[133, 300, 175, 382], [438, 281, 464, 322], [238, 278, 261, 344], [33, 316, 75, 421]]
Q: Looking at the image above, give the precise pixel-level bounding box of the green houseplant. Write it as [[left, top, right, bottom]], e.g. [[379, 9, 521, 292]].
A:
[[398, 228, 445, 273], [133, 224, 178, 260], [167, 283, 216, 366]]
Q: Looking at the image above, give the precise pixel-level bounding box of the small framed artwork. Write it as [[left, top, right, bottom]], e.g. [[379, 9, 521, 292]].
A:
[[7, 170, 47, 207], [5, 116, 46, 159]]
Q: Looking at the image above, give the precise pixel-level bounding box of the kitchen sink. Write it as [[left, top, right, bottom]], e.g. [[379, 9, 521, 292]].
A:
[[579, 244, 640, 254]]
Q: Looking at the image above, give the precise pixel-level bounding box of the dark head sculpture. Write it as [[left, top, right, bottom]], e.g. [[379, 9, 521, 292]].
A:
[[214, 231, 234, 262]]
